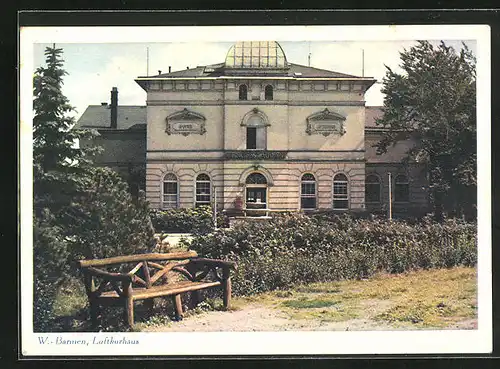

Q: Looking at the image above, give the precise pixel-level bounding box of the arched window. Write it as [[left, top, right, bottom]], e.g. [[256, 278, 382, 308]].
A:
[[245, 172, 267, 210], [300, 173, 316, 210], [333, 173, 349, 210], [245, 173, 267, 185], [239, 84, 248, 100], [195, 173, 211, 207], [265, 85, 273, 100], [394, 174, 409, 202], [162, 173, 178, 209], [365, 174, 381, 203]]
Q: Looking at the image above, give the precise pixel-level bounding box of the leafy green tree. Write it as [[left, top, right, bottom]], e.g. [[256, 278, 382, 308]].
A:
[[32, 45, 154, 331], [375, 41, 476, 220]]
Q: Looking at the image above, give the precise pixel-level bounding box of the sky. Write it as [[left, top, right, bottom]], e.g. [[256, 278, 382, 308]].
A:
[[33, 39, 476, 121]]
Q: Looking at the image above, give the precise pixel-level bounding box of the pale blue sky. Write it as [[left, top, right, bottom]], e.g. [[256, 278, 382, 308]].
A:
[[33, 40, 476, 120]]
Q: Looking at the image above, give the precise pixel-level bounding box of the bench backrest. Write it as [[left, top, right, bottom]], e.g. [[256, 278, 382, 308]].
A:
[[78, 251, 200, 291], [78, 251, 198, 268]]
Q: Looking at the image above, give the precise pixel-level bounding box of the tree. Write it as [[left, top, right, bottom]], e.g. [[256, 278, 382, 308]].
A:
[[33, 44, 99, 213], [375, 41, 476, 221], [32, 45, 154, 331]]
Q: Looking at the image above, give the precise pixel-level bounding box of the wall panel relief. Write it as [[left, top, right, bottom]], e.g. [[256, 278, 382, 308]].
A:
[[165, 108, 207, 136], [306, 108, 346, 137]]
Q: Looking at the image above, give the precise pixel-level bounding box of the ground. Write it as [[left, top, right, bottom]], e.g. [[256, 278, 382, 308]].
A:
[[144, 304, 476, 332], [138, 267, 477, 332]]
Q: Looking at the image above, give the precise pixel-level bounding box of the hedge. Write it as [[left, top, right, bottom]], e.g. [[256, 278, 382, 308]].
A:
[[150, 206, 228, 234], [184, 213, 477, 296]]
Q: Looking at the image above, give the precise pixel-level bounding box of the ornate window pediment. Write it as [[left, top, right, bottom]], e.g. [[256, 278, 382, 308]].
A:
[[166, 108, 206, 136], [240, 108, 271, 127], [306, 108, 346, 137]]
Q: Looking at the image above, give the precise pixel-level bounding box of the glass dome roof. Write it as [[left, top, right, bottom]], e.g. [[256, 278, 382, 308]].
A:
[[225, 41, 287, 69]]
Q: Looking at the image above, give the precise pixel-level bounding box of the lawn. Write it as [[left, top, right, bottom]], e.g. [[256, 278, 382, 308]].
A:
[[50, 266, 477, 331], [229, 266, 477, 329]]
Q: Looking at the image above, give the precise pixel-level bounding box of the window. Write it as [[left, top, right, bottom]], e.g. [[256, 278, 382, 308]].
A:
[[195, 173, 211, 207], [245, 115, 267, 150], [365, 174, 381, 203], [245, 173, 267, 210], [246, 173, 267, 185], [239, 84, 248, 100], [246, 127, 257, 149], [394, 174, 409, 202], [300, 173, 316, 210], [265, 85, 273, 100], [333, 173, 349, 209], [162, 173, 178, 209]]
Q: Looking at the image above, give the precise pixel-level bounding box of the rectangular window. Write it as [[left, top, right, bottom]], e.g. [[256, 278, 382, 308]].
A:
[[333, 182, 348, 209], [163, 182, 178, 208], [395, 184, 410, 202], [365, 183, 381, 202], [196, 182, 211, 206], [301, 183, 316, 209], [247, 127, 257, 149]]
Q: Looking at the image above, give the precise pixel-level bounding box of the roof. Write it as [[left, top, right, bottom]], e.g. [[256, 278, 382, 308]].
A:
[[287, 63, 359, 78], [365, 106, 384, 128], [225, 41, 287, 69], [75, 105, 147, 130], [138, 62, 365, 80]]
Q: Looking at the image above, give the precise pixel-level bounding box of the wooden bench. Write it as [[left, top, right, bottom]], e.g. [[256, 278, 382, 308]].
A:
[[77, 251, 237, 328]]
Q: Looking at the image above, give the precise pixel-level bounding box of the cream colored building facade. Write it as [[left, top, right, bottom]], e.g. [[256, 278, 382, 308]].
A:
[[134, 41, 381, 214], [77, 41, 429, 217]]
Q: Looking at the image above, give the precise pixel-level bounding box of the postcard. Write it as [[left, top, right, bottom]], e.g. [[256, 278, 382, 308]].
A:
[[19, 23, 491, 357]]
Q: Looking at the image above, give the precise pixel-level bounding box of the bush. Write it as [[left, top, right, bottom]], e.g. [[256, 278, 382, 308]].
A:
[[184, 213, 477, 296], [64, 167, 155, 260], [150, 206, 227, 234], [34, 167, 156, 331]]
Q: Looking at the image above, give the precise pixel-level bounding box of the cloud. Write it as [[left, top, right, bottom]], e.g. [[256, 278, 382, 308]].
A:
[[61, 42, 231, 120]]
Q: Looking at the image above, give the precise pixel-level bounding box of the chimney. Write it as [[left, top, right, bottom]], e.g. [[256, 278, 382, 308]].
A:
[[186, 66, 189, 69], [110, 87, 118, 129], [168, 66, 171, 73], [158, 70, 162, 75]]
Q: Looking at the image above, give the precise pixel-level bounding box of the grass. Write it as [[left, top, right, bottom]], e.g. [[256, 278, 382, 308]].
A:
[[230, 266, 477, 328], [48, 266, 477, 331]]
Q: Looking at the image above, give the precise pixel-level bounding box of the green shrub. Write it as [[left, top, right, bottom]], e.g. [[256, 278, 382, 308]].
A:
[[185, 213, 477, 297], [34, 167, 155, 331], [150, 206, 228, 234]]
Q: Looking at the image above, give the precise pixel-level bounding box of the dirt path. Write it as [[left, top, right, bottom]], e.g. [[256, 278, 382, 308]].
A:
[[143, 303, 476, 332]]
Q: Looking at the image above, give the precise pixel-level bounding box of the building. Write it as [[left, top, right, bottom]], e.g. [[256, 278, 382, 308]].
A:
[[76, 87, 147, 195], [76, 41, 429, 217]]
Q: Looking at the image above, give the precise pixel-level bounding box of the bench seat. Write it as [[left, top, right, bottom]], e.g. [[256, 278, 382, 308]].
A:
[[100, 280, 222, 300]]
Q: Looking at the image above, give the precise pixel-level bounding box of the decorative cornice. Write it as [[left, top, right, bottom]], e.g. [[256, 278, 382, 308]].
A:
[[147, 100, 366, 107], [224, 150, 288, 161]]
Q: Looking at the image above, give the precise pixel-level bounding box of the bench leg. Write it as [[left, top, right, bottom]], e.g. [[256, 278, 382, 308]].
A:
[[172, 294, 183, 321], [89, 299, 100, 329], [222, 278, 232, 310], [190, 290, 201, 309], [125, 297, 134, 327], [144, 298, 154, 318]]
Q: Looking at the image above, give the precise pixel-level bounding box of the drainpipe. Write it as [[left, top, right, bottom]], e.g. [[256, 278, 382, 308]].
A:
[[110, 87, 118, 129], [388, 172, 392, 220]]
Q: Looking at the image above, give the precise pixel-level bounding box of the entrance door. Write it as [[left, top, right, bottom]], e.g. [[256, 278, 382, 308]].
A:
[[246, 187, 267, 209]]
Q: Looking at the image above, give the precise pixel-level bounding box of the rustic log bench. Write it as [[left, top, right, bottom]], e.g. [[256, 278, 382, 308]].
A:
[[77, 251, 237, 328]]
